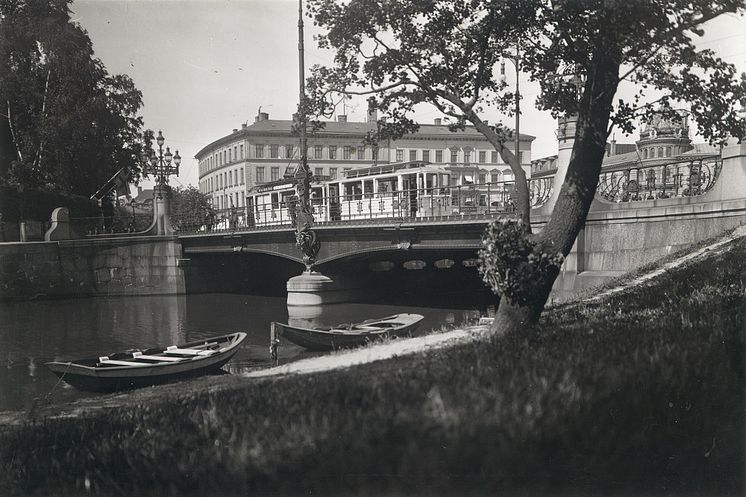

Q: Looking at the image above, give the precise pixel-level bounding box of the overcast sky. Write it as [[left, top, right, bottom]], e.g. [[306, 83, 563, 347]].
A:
[[71, 0, 746, 189]]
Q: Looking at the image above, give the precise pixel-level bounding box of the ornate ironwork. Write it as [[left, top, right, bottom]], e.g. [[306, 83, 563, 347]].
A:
[[597, 157, 722, 202], [293, 0, 320, 272]]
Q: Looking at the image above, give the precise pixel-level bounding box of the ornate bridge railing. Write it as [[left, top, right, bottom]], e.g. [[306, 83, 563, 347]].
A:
[[181, 177, 553, 234], [597, 157, 722, 203]]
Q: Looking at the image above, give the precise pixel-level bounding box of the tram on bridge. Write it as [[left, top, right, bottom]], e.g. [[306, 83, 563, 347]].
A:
[[246, 161, 524, 228]]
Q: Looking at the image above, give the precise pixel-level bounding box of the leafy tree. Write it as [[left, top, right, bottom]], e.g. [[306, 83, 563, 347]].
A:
[[0, 0, 150, 197], [307, 0, 746, 334], [170, 186, 216, 233]]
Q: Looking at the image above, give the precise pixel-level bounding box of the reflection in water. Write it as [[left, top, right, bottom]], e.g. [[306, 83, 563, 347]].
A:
[[0, 294, 481, 412]]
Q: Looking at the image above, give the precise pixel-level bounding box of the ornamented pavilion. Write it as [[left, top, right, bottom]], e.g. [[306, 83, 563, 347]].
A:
[[531, 112, 722, 201], [195, 110, 535, 212]]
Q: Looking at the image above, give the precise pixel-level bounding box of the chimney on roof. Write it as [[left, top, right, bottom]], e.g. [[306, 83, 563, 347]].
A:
[[610, 138, 617, 156], [241, 123, 247, 129], [338, 114, 347, 123], [434, 118, 442, 125], [232, 128, 238, 133], [255, 112, 269, 122]]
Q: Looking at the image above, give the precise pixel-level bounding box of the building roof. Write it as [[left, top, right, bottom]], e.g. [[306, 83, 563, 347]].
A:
[[195, 118, 535, 159]]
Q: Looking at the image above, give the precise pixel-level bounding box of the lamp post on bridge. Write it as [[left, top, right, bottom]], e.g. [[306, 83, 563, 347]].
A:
[[143, 130, 181, 235]]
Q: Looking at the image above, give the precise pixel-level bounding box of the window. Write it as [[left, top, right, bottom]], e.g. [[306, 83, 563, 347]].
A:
[[666, 146, 672, 157], [314, 145, 323, 159], [464, 150, 471, 165], [396, 149, 404, 162], [314, 167, 323, 177], [286, 144, 294, 158], [256, 166, 265, 183], [435, 150, 443, 163], [224, 151, 227, 163], [343, 146, 351, 160], [422, 150, 430, 162], [357, 146, 365, 160], [372, 148, 378, 161], [271, 167, 280, 181], [518, 152, 523, 164], [409, 150, 417, 161], [329, 146, 337, 159], [255, 145, 264, 158], [644, 148, 649, 159], [658, 147, 663, 158], [650, 148, 655, 158], [240, 168, 244, 184], [479, 151, 486, 163], [330, 167, 338, 179], [478, 173, 486, 184], [491, 171, 500, 183], [491, 151, 498, 163], [450, 150, 458, 164], [229, 171, 233, 187], [240, 144, 244, 159], [234, 146, 238, 161], [270, 144, 279, 158]]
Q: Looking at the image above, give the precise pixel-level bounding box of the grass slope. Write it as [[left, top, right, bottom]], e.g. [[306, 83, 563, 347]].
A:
[[1, 235, 744, 497]]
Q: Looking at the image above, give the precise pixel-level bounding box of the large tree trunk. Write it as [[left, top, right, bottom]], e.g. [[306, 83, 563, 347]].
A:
[[490, 51, 621, 336]]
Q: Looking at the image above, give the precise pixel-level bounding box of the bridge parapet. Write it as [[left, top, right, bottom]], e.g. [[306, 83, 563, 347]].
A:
[[180, 177, 552, 236]]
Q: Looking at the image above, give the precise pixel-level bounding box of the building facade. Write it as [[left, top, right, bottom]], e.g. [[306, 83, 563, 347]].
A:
[[195, 111, 535, 211]]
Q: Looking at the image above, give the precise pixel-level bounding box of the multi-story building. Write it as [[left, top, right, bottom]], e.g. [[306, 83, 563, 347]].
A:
[[195, 111, 535, 211]]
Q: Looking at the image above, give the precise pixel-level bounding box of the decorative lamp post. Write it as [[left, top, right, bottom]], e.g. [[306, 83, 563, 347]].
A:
[[143, 130, 181, 235], [293, 0, 320, 271]]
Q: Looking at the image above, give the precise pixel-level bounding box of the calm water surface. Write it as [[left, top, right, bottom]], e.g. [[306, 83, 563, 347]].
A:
[[0, 294, 479, 412]]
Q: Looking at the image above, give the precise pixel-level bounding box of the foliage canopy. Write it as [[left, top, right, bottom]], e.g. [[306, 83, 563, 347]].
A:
[[0, 0, 151, 196]]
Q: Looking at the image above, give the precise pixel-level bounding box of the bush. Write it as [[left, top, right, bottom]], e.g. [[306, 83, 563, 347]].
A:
[[478, 218, 564, 306]]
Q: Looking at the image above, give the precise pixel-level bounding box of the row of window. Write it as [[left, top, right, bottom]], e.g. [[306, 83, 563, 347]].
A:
[[214, 191, 246, 210], [642, 146, 676, 159], [395, 149, 523, 165], [255, 144, 378, 161], [253, 166, 352, 183], [200, 167, 245, 193], [200, 144, 246, 175]]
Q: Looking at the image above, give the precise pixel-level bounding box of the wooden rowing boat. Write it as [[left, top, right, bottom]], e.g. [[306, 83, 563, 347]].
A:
[[45, 332, 247, 392], [271, 314, 424, 351]]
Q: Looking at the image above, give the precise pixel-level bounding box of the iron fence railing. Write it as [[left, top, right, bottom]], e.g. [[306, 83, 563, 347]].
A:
[[70, 214, 153, 235], [597, 157, 722, 202], [184, 178, 553, 234]]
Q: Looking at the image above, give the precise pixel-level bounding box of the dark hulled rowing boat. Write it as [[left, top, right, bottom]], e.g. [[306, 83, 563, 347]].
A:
[[271, 314, 424, 351], [45, 332, 247, 392]]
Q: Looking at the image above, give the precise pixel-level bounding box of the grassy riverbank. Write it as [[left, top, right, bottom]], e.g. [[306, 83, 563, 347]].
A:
[[1, 234, 744, 496]]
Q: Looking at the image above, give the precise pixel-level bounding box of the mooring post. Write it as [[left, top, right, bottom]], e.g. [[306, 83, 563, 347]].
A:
[[269, 322, 279, 366]]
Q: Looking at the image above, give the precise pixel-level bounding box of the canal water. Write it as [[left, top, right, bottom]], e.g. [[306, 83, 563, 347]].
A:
[[0, 294, 482, 413]]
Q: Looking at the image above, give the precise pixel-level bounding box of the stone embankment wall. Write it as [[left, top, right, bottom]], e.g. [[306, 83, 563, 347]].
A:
[[0, 236, 184, 301], [544, 143, 746, 301]]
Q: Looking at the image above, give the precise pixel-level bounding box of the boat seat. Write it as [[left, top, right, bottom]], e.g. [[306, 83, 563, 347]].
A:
[[132, 352, 184, 362], [164, 346, 218, 357], [98, 357, 151, 367]]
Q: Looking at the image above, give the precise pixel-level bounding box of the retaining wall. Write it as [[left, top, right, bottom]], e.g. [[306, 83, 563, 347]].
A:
[[0, 236, 185, 301], [546, 142, 746, 301]]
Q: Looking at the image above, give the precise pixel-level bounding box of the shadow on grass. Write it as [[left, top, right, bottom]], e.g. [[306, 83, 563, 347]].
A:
[[1, 237, 744, 497]]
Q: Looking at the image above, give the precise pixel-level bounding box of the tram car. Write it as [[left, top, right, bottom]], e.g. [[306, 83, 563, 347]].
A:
[[246, 161, 517, 228]]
